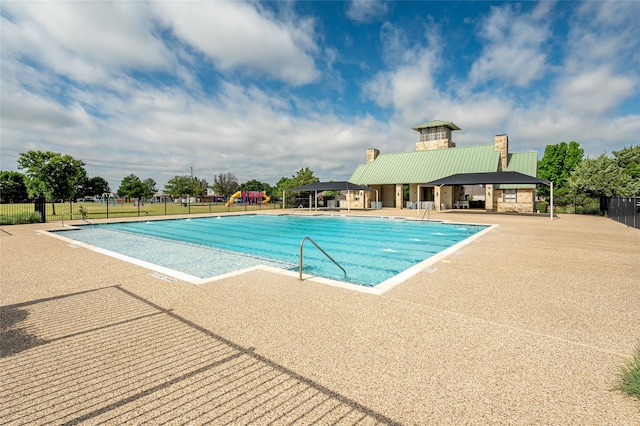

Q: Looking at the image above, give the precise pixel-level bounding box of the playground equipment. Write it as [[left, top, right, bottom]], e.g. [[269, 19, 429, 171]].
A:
[[225, 190, 270, 206], [225, 191, 242, 207], [99, 192, 118, 207]]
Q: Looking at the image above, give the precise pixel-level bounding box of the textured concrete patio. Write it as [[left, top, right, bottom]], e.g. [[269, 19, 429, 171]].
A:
[[1, 210, 639, 424]]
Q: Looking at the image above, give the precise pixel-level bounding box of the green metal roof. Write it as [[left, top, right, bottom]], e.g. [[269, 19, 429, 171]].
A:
[[504, 151, 538, 175], [349, 163, 368, 184], [412, 120, 461, 131], [497, 151, 539, 189], [349, 144, 500, 185]]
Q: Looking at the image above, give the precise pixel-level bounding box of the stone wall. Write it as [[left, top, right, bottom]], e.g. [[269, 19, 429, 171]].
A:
[[494, 135, 509, 170], [416, 139, 456, 151], [366, 148, 380, 164], [495, 189, 534, 213]]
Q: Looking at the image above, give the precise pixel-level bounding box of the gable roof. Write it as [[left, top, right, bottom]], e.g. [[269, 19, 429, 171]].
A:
[[349, 144, 500, 185], [412, 120, 461, 131]]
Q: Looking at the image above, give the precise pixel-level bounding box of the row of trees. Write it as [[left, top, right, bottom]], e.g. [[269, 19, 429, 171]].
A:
[[537, 142, 639, 210], [1, 151, 103, 204], [7, 145, 635, 212], [1, 150, 320, 205]]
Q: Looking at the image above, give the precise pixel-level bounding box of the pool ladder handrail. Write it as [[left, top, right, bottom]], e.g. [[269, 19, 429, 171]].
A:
[[299, 237, 346, 281], [420, 207, 429, 221], [61, 212, 92, 226]]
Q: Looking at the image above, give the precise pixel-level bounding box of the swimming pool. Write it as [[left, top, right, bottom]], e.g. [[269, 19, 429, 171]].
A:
[[52, 214, 491, 291]]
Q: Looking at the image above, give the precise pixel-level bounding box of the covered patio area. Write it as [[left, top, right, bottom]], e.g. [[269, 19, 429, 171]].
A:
[[423, 171, 554, 219], [284, 181, 379, 211]]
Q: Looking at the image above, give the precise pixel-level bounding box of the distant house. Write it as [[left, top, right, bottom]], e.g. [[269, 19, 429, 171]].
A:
[[348, 120, 539, 213]]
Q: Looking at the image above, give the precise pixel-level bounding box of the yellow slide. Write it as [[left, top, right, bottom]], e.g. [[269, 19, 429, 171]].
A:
[[262, 191, 270, 204], [225, 191, 242, 207]]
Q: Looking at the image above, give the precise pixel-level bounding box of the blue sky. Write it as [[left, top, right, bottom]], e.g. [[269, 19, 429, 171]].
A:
[[1, 1, 639, 191]]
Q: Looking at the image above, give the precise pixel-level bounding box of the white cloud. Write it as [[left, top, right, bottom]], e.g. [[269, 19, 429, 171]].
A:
[[151, 2, 320, 86], [547, 2, 640, 119], [555, 66, 637, 114], [564, 0, 640, 72], [364, 23, 442, 115], [362, 1, 639, 159], [1, 0, 638, 192], [1, 2, 172, 86], [346, 0, 389, 24], [469, 2, 553, 87], [1, 56, 381, 189]]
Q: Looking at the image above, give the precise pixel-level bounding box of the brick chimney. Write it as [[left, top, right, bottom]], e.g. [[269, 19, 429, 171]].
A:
[[494, 135, 508, 170], [366, 148, 380, 164]]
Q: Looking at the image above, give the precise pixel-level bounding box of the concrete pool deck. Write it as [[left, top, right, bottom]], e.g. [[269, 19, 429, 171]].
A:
[[1, 210, 639, 424]]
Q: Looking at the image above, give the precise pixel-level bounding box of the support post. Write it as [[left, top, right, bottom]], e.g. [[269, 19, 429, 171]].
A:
[[550, 182, 554, 221]]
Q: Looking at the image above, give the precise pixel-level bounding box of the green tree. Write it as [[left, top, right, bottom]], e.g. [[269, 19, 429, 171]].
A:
[[538, 141, 584, 199], [142, 178, 158, 199], [564, 141, 584, 177], [164, 175, 200, 196], [567, 154, 640, 199], [0, 171, 29, 203], [240, 179, 266, 191], [195, 178, 208, 197], [81, 176, 111, 197], [118, 175, 157, 200], [273, 176, 293, 194], [612, 145, 640, 179], [274, 167, 319, 205], [118, 174, 144, 200], [291, 167, 319, 187], [211, 172, 239, 199], [17, 151, 87, 214], [274, 167, 319, 193]]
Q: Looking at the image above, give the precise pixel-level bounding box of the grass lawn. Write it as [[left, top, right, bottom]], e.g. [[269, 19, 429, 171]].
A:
[[1, 201, 280, 224]]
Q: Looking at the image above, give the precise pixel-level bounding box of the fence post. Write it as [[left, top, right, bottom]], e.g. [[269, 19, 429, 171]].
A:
[[34, 196, 47, 223], [607, 197, 640, 230]]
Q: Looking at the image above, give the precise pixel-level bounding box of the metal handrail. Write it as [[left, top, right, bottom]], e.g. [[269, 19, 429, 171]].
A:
[[421, 206, 430, 221], [61, 212, 92, 226], [299, 237, 346, 281]]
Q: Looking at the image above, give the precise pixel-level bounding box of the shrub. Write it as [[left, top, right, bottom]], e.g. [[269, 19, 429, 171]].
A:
[[0, 211, 42, 225], [618, 343, 640, 400], [536, 201, 549, 213]]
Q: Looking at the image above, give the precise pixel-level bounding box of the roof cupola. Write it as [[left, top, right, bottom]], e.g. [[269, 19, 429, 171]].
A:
[[412, 120, 460, 151]]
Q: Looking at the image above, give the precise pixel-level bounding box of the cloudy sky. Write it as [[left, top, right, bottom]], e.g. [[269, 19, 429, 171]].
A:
[[1, 1, 639, 191]]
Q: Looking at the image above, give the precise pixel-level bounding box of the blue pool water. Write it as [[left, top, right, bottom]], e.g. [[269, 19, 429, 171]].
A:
[[57, 215, 487, 287]]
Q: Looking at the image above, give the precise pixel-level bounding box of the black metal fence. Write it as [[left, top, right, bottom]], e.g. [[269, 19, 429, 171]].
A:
[[1, 197, 280, 225], [607, 197, 640, 229]]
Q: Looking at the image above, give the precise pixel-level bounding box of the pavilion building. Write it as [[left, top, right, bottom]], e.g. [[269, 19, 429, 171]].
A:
[[347, 120, 539, 212]]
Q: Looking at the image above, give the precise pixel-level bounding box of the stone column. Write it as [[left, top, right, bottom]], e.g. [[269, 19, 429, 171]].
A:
[[485, 184, 494, 211], [395, 184, 403, 208]]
